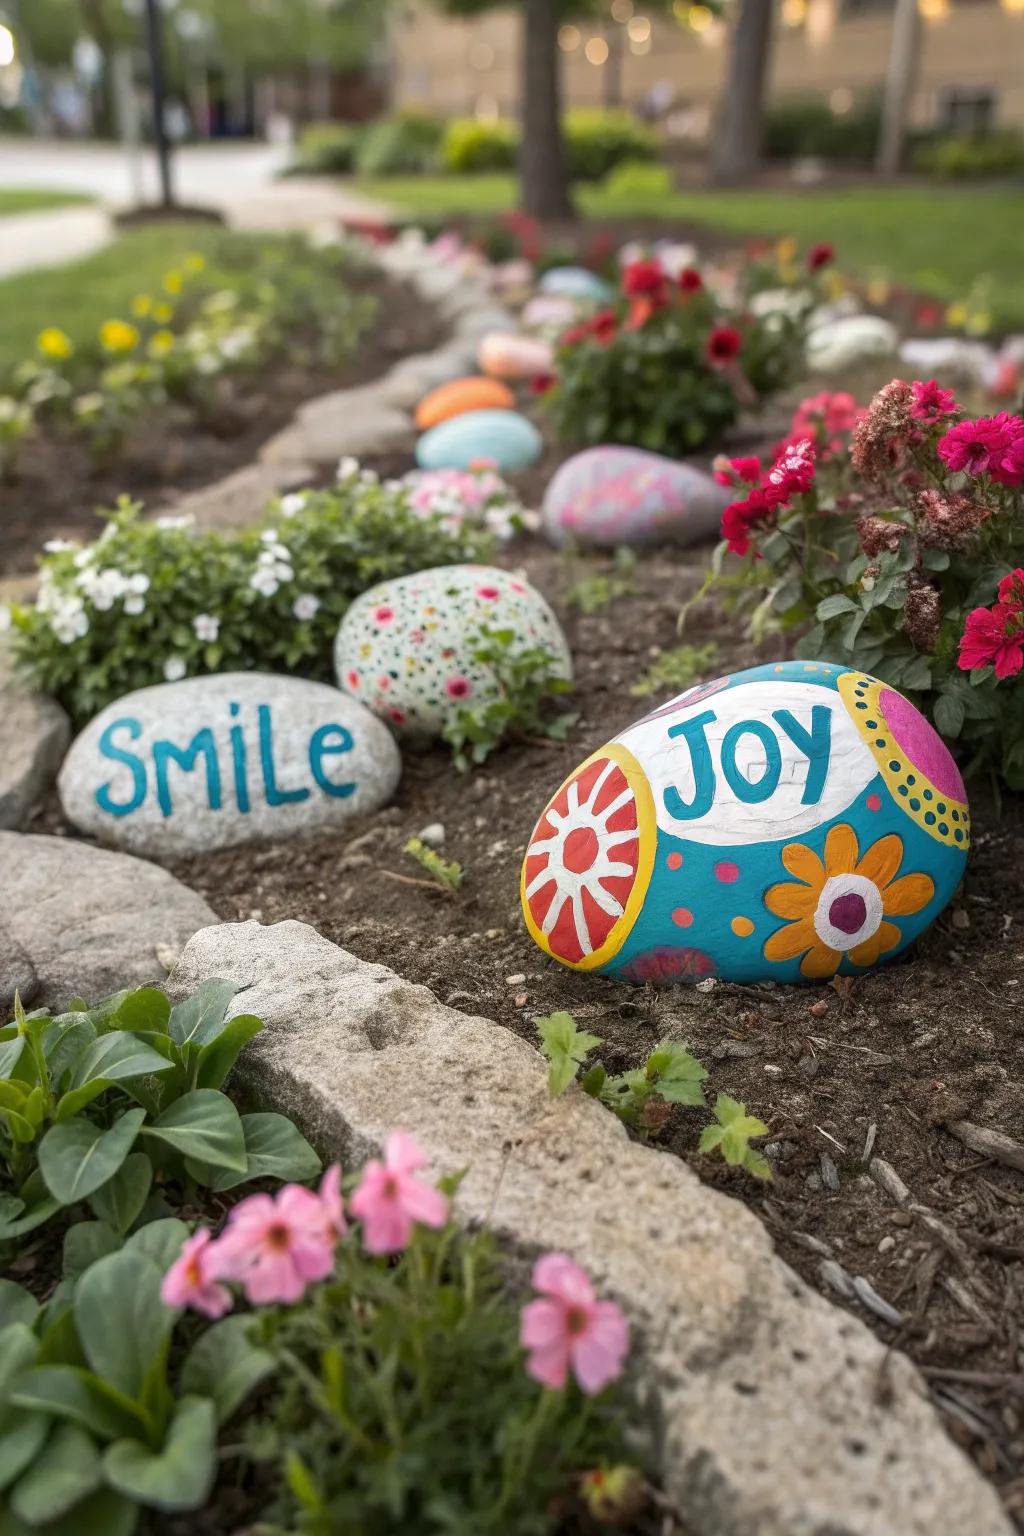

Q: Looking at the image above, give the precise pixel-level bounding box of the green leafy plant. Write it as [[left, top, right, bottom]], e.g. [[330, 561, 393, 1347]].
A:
[[403, 837, 463, 893], [0, 981, 319, 1244], [438, 108, 657, 181], [0, 395, 32, 480], [699, 1094, 771, 1181], [535, 1014, 709, 1140], [564, 548, 637, 614], [9, 478, 492, 726], [0, 1232, 273, 1533], [440, 625, 576, 771], [630, 643, 719, 698]]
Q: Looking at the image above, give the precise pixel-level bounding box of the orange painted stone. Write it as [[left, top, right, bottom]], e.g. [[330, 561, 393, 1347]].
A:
[[414, 377, 516, 432]]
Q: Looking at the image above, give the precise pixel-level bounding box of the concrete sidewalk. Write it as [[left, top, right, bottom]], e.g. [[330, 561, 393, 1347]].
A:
[[0, 205, 112, 279]]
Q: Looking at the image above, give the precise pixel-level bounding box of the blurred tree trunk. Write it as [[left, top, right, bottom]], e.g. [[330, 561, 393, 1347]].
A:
[[876, 0, 920, 175], [710, 0, 775, 184], [77, 0, 117, 136], [519, 0, 574, 219], [604, 23, 623, 108]]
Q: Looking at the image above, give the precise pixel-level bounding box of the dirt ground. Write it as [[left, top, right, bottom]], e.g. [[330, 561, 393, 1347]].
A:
[[0, 269, 444, 578], [168, 525, 1024, 1528]]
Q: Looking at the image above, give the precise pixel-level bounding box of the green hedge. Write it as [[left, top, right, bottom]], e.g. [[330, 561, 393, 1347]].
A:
[[440, 109, 658, 181], [914, 130, 1024, 180], [763, 96, 882, 163]]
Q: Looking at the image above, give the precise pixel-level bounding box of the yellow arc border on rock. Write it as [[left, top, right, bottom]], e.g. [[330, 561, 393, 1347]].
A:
[[520, 740, 658, 971]]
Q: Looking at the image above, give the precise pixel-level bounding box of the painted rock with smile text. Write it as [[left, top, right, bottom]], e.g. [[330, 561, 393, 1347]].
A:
[[521, 660, 968, 984]]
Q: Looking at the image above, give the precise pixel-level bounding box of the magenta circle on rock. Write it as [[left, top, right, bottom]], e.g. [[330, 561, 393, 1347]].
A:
[[829, 892, 867, 935], [879, 688, 965, 802], [714, 860, 740, 883]]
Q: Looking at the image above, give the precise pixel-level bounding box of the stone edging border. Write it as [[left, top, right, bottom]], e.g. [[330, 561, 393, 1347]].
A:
[[169, 917, 1013, 1536]]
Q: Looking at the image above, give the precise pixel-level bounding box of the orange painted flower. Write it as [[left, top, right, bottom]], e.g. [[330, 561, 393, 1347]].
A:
[[763, 824, 934, 979]]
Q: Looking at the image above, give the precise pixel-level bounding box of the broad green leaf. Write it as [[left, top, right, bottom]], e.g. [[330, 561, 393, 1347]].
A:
[[62, 1221, 121, 1282], [933, 691, 965, 740], [10, 1423, 102, 1523], [73, 1250, 173, 1400], [3, 1107, 37, 1144], [38, 1110, 145, 1205], [194, 1013, 263, 1090], [648, 1040, 708, 1108], [0, 1414, 50, 1494], [815, 594, 859, 621], [0, 1281, 38, 1330], [0, 1486, 137, 1536], [210, 1112, 320, 1193], [0, 1035, 25, 1079], [168, 980, 239, 1051], [535, 1012, 602, 1097], [700, 1094, 771, 1180], [142, 1090, 246, 1173], [53, 1080, 112, 1122], [10, 1366, 144, 1441], [103, 1396, 217, 1511], [0, 1082, 28, 1112], [110, 988, 171, 1036], [42, 1019, 96, 1088], [0, 1200, 61, 1241], [123, 1218, 189, 1274], [88, 1155, 152, 1236], [69, 1032, 174, 1091], [180, 1316, 274, 1425]]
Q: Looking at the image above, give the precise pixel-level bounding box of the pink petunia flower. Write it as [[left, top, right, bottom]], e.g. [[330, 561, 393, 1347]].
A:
[[910, 379, 957, 424], [216, 1185, 336, 1305], [937, 413, 1019, 478], [161, 1230, 233, 1318], [520, 1253, 630, 1395], [319, 1164, 347, 1244], [349, 1130, 448, 1255]]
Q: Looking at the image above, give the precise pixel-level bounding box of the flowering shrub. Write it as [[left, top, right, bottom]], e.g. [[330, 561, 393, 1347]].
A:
[[5, 232, 374, 466], [699, 381, 1024, 787], [402, 463, 529, 541], [541, 246, 825, 455], [8, 467, 493, 724]]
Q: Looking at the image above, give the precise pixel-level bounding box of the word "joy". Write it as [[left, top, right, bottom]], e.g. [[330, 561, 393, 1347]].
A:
[[94, 702, 355, 819], [664, 705, 832, 820]]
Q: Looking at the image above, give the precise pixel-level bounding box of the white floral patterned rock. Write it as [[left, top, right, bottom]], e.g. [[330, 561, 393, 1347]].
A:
[[334, 565, 572, 738]]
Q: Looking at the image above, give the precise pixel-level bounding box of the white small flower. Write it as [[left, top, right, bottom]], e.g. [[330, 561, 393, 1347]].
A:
[[127, 572, 150, 595], [271, 562, 294, 583], [193, 613, 220, 642], [73, 548, 96, 570], [250, 567, 281, 597], [155, 513, 195, 530], [163, 656, 187, 682], [124, 594, 146, 616], [358, 469, 378, 485], [292, 593, 320, 622], [279, 492, 307, 518], [43, 539, 77, 554], [0, 605, 11, 633], [336, 456, 359, 482]]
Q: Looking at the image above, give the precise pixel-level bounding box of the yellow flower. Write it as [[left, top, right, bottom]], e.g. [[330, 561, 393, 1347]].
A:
[[866, 278, 890, 306], [37, 327, 74, 361], [823, 270, 846, 301], [131, 294, 152, 318], [775, 235, 797, 264], [183, 252, 206, 274], [148, 330, 176, 358], [152, 301, 174, 324], [946, 302, 968, 328], [763, 824, 935, 979], [99, 320, 140, 354], [965, 309, 992, 336], [163, 270, 183, 295]]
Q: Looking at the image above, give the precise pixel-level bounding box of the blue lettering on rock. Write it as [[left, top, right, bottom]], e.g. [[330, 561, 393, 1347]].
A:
[[258, 704, 309, 807], [95, 717, 147, 817], [662, 705, 833, 822], [309, 724, 355, 799], [153, 728, 222, 818]]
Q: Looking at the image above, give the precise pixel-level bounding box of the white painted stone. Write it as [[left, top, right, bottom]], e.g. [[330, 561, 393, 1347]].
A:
[[521, 294, 580, 333], [334, 565, 570, 739], [59, 673, 401, 859], [806, 316, 898, 374], [168, 917, 1013, 1536], [542, 446, 729, 548]]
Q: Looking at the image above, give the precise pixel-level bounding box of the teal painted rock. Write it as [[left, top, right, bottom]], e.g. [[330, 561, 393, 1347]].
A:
[[335, 564, 571, 739], [58, 673, 401, 859], [542, 446, 729, 548], [539, 266, 611, 304], [521, 660, 969, 985], [416, 408, 542, 473]]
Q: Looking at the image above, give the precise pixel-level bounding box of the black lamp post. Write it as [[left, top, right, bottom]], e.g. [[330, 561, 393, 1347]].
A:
[[143, 0, 174, 207]]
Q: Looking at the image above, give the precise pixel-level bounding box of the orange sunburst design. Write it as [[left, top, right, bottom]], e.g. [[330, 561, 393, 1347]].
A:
[[521, 744, 656, 971]]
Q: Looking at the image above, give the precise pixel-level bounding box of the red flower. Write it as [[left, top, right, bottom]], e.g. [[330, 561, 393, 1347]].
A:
[[624, 297, 655, 332], [706, 325, 742, 365], [938, 412, 1022, 478], [678, 267, 703, 293], [530, 371, 557, 396], [765, 437, 816, 500], [915, 301, 943, 329], [591, 308, 618, 346], [712, 454, 761, 488], [721, 488, 777, 556], [959, 592, 1024, 680], [807, 242, 835, 271], [998, 569, 1024, 611], [910, 379, 957, 424], [621, 258, 666, 299]]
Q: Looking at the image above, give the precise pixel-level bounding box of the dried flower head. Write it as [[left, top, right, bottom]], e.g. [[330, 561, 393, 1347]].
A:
[[916, 489, 992, 551], [903, 578, 941, 653], [850, 379, 915, 483], [856, 515, 905, 558]]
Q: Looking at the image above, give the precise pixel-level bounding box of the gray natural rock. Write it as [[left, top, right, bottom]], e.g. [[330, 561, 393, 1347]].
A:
[[169, 918, 1012, 1536], [0, 640, 70, 830], [261, 384, 409, 466], [158, 460, 316, 531], [1, 832, 216, 1010], [0, 919, 38, 1016], [58, 673, 401, 859]]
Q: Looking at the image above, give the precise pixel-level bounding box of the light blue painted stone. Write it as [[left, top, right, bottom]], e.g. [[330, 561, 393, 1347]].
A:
[[539, 266, 612, 304], [416, 409, 542, 473], [521, 660, 970, 986]]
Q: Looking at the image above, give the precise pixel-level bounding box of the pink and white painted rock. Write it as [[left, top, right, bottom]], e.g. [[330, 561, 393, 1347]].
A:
[[521, 660, 969, 985], [334, 565, 571, 739], [541, 446, 731, 548], [478, 332, 554, 382], [521, 295, 580, 334]]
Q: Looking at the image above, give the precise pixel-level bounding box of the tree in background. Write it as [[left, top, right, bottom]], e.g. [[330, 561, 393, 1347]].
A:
[[710, 0, 776, 182]]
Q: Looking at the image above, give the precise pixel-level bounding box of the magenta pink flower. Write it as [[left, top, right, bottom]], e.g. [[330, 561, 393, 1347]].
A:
[[161, 1230, 233, 1318], [319, 1164, 347, 1244], [520, 1253, 629, 1395], [349, 1130, 448, 1255], [216, 1185, 336, 1305], [937, 413, 1019, 477], [910, 379, 957, 424]]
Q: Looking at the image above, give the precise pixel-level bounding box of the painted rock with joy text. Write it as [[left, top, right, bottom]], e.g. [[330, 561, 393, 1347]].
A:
[[521, 660, 968, 984]]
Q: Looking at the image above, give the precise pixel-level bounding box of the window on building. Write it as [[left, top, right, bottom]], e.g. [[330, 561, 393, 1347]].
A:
[[937, 86, 996, 133]]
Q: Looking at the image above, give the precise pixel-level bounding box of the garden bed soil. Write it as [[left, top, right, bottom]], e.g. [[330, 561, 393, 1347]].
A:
[[162, 535, 1024, 1529], [0, 268, 445, 579]]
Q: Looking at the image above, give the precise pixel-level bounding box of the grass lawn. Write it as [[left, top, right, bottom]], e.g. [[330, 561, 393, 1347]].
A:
[[357, 172, 1024, 330], [0, 189, 95, 218], [0, 222, 251, 378]]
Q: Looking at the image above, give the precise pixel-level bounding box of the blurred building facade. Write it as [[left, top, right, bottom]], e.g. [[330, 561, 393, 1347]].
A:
[[388, 0, 1024, 138]]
